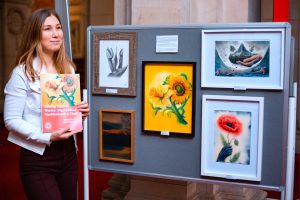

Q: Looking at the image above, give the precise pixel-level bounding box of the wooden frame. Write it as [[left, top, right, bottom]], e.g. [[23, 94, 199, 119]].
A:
[[92, 32, 137, 96], [99, 109, 135, 163], [201, 95, 264, 181], [142, 61, 195, 135], [201, 28, 285, 90]]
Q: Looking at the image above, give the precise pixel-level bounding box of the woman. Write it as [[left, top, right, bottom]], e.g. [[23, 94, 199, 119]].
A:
[[4, 8, 89, 200]]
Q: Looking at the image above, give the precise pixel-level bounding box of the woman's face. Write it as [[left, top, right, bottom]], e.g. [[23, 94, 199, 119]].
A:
[[40, 15, 63, 55]]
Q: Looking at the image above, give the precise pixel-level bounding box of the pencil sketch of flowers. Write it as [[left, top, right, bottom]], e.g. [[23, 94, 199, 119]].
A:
[[106, 47, 128, 77], [148, 73, 192, 125], [44, 74, 79, 106]]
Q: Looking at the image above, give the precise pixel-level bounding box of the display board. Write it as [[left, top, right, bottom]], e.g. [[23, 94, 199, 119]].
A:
[[87, 23, 292, 191]]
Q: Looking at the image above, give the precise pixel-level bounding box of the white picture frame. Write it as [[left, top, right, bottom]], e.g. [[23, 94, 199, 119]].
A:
[[201, 95, 264, 181], [201, 29, 285, 90]]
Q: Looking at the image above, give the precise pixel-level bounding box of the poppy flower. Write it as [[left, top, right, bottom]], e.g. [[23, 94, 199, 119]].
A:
[[217, 114, 242, 136]]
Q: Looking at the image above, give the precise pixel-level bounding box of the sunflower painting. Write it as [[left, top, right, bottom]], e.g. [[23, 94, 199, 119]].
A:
[[214, 110, 251, 165], [143, 62, 194, 134], [40, 74, 82, 133], [41, 74, 81, 106]]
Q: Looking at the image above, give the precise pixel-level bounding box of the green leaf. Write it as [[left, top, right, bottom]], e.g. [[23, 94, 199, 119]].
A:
[[220, 134, 227, 146], [234, 139, 239, 146], [71, 87, 77, 96], [230, 152, 240, 163], [180, 73, 188, 80], [167, 111, 172, 118], [150, 102, 155, 109], [164, 75, 170, 84], [180, 97, 188, 108], [49, 96, 56, 104]]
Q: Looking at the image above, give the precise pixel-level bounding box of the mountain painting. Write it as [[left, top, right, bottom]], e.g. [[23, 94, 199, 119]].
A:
[[215, 40, 270, 77], [99, 110, 134, 163]]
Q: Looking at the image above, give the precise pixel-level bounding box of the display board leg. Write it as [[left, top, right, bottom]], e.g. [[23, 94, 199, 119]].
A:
[[83, 89, 89, 200], [281, 189, 285, 200], [285, 92, 297, 200]]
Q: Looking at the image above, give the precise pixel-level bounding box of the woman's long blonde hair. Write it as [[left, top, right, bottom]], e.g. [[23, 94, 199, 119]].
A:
[[16, 8, 75, 81]]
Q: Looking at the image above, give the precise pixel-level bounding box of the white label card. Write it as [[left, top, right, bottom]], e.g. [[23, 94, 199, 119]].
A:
[[161, 131, 170, 136], [106, 88, 118, 94], [156, 35, 178, 53]]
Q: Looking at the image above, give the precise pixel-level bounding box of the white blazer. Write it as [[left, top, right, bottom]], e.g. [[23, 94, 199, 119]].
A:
[[4, 57, 77, 155]]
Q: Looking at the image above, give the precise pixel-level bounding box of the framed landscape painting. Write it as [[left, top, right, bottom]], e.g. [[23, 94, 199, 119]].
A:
[[92, 32, 137, 96], [201, 28, 285, 90], [201, 95, 264, 181], [142, 62, 195, 135], [99, 109, 134, 163]]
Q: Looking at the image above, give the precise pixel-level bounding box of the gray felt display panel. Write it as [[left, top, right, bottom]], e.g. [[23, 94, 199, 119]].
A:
[[86, 23, 292, 191]]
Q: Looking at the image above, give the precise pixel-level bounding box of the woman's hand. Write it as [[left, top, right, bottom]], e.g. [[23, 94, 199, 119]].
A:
[[236, 54, 262, 66], [50, 128, 80, 141], [77, 101, 90, 118]]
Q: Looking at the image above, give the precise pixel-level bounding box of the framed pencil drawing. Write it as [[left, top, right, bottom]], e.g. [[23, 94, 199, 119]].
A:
[[92, 32, 137, 96], [142, 61, 195, 135], [99, 109, 134, 163], [201, 29, 285, 90], [201, 95, 264, 181]]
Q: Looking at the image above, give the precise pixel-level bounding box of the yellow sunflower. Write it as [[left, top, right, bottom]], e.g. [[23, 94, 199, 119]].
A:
[[168, 75, 191, 104], [149, 85, 171, 107]]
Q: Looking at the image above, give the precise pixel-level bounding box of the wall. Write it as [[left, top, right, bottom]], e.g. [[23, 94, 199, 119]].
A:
[[0, 0, 32, 113], [89, 0, 114, 25], [262, 0, 300, 153], [115, 0, 261, 25], [289, 0, 300, 153]]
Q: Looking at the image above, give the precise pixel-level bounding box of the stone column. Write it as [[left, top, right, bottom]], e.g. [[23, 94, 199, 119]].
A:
[[213, 185, 267, 200], [0, 0, 32, 113], [101, 174, 130, 200], [123, 177, 267, 200], [114, 0, 131, 25], [124, 176, 214, 200]]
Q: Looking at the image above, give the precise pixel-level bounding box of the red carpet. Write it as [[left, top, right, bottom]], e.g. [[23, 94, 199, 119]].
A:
[[0, 139, 26, 200], [0, 127, 112, 200]]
